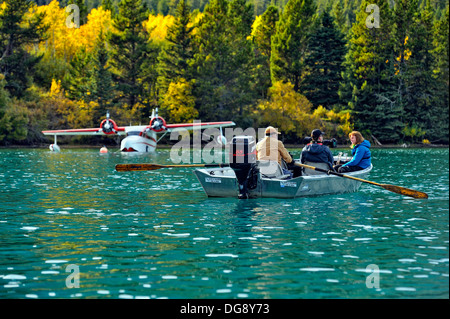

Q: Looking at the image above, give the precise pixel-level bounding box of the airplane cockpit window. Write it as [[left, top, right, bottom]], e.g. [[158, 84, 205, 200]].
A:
[[127, 131, 140, 136]]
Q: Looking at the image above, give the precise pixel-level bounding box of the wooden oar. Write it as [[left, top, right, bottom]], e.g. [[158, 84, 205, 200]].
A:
[[115, 163, 229, 172], [294, 162, 428, 199]]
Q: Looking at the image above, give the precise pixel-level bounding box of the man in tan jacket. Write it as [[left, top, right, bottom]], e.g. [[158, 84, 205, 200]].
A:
[[256, 126, 293, 165]]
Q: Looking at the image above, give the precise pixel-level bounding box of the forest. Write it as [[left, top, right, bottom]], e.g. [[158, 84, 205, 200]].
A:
[[0, 0, 448, 146]]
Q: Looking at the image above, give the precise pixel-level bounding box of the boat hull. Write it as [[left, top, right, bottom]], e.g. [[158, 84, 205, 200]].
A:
[[194, 164, 373, 198]]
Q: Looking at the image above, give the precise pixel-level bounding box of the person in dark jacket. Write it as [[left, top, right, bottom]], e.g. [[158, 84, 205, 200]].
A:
[[334, 131, 371, 173], [299, 129, 335, 170]]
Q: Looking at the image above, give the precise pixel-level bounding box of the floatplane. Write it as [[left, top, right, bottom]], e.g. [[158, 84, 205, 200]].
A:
[[42, 108, 235, 152]]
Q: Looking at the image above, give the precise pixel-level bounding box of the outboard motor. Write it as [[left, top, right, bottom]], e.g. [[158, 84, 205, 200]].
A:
[[229, 136, 257, 199]]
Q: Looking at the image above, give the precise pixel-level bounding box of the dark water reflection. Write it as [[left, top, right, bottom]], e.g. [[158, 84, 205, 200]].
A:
[[0, 148, 448, 299]]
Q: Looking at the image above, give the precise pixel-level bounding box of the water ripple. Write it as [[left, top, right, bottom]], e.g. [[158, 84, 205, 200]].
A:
[[0, 148, 448, 299]]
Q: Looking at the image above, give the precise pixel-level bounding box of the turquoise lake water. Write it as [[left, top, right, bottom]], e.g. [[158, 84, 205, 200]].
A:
[[0, 147, 448, 299]]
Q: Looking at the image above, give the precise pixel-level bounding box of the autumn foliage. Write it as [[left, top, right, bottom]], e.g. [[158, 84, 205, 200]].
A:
[[0, 0, 448, 146]]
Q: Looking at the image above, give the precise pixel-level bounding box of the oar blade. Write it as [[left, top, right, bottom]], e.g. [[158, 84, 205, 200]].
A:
[[116, 163, 230, 172], [294, 162, 428, 199], [380, 184, 428, 199], [115, 163, 163, 172]]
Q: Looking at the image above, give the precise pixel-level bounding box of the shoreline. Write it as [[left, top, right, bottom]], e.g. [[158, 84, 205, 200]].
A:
[[1, 143, 448, 150]]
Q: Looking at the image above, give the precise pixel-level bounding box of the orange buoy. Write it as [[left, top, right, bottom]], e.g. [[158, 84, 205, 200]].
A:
[[100, 146, 108, 153]]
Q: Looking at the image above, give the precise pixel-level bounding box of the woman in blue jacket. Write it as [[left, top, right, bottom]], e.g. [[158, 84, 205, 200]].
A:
[[335, 131, 371, 173]]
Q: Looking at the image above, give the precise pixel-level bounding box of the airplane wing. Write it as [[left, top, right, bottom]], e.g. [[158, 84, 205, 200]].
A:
[[42, 127, 127, 136], [42, 112, 126, 136], [42, 121, 235, 136], [165, 121, 235, 132], [42, 107, 235, 139]]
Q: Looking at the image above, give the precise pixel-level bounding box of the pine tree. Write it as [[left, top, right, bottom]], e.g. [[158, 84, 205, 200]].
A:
[[392, 0, 424, 141], [270, 0, 317, 92], [254, 0, 270, 16], [157, 0, 195, 95], [192, 0, 255, 122], [433, 5, 449, 86], [403, 0, 445, 142], [383, 0, 444, 143], [342, 0, 362, 33], [252, 5, 279, 60], [227, 0, 255, 118], [431, 5, 449, 143], [168, 0, 181, 15], [0, 77, 11, 142], [341, 0, 402, 143], [93, 36, 114, 122], [157, 0, 170, 14], [251, 5, 279, 98], [302, 10, 346, 109], [108, 0, 157, 115], [102, 0, 116, 16], [332, 0, 347, 34], [62, 47, 96, 103], [192, 0, 229, 120], [0, 0, 48, 98]]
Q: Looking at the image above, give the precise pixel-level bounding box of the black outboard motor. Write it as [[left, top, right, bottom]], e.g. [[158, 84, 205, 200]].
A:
[[229, 136, 257, 199]]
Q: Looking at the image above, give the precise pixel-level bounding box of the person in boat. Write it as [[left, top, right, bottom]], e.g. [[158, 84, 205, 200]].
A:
[[256, 126, 293, 169], [299, 129, 335, 171], [334, 131, 371, 173]]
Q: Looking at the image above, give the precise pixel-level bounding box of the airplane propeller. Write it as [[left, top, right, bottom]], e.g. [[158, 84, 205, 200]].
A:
[[99, 111, 118, 134], [151, 118, 166, 131], [148, 108, 167, 132]]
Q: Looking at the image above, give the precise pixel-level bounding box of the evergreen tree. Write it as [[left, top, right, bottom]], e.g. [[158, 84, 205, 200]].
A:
[[157, 0, 195, 95], [253, 0, 270, 16], [341, 0, 402, 143], [251, 5, 279, 98], [0, 0, 48, 98], [108, 0, 157, 115], [382, 0, 445, 143], [192, 0, 255, 122], [302, 10, 346, 109], [192, 0, 229, 121], [342, 0, 362, 33], [102, 0, 116, 16], [0, 77, 12, 142], [157, 0, 170, 14], [270, 0, 317, 92], [227, 0, 255, 119], [168, 0, 181, 15], [431, 5, 449, 143], [93, 36, 114, 122], [332, 0, 347, 34], [403, 0, 447, 143], [252, 5, 279, 60], [433, 5, 449, 86], [63, 47, 96, 102]]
